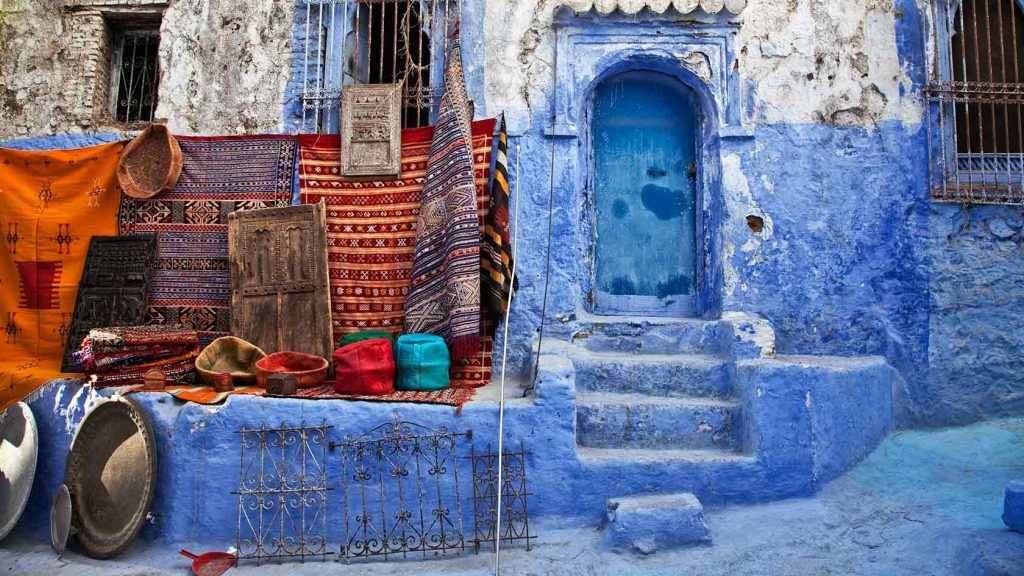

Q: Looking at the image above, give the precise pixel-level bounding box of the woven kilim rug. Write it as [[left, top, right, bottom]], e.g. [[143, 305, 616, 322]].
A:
[[298, 118, 497, 388], [0, 140, 125, 412], [124, 381, 474, 408], [118, 135, 296, 344]]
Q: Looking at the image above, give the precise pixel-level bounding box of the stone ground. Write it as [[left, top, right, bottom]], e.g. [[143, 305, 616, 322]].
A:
[[3, 417, 1024, 575]]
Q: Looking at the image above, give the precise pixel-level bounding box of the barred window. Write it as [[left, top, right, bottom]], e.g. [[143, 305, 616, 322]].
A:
[[110, 27, 160, 125], [298, 0, 460, 133], [926, 0, 1024, 204]]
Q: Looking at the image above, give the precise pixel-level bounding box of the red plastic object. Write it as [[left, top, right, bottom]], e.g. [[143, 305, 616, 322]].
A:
[[254, 352, 329, 389], [179, 549, 236, 576], [333, 338, 396, 395]]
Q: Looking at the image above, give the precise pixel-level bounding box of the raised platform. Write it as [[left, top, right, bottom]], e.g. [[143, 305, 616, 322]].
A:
[[11, 314, 894, 552]]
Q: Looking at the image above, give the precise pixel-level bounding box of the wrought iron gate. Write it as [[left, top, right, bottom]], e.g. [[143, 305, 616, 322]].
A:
[[235, 422, 332, 564], [331, 417, 471, 561]]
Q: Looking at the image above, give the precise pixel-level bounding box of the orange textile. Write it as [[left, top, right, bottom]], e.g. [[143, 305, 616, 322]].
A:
[[0, 141, 124, 411]]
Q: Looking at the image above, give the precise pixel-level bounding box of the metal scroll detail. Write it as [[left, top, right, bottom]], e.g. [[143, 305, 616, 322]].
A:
[[331, 415, 471, 561], [63, 235, 157, 371], [235, 422, 332, 565], [340, 83, 403, 178], [468, 442, 535, 552]]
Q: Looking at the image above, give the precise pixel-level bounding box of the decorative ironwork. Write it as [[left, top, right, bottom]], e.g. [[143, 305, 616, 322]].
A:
[[468, 442, 535, 552], [297, 0, 460, 132], [924, 0, 1024, 204], [339, 83, 403, 178], [111, 29, 160, 125], [330, 415, 471, 561], [235, 421, 332, 565]]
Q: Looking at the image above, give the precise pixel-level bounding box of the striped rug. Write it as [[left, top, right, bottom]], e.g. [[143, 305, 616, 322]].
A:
[[298, 118, 497, 388]]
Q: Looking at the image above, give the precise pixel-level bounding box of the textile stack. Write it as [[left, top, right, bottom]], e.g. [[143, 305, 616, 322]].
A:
[[76, 325, 200, 388]]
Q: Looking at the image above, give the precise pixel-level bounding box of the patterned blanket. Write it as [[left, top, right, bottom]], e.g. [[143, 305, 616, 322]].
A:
[[298, 118, 497, 388], [0, 141, 124, 412], [118, 135, 296, 343], [405, 31, 482, 360], [80, 325, 200, 388]]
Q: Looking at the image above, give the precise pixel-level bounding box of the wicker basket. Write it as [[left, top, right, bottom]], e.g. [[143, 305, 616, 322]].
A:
[[117, 123, 183, 199]]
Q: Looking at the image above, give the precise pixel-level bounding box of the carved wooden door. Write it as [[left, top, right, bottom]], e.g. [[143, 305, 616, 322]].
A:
[[228, 202, 333, 360]]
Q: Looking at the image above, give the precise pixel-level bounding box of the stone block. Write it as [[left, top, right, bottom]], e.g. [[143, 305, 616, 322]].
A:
[[604, 492, 710, 554], [1003, 480, 1024, 532]]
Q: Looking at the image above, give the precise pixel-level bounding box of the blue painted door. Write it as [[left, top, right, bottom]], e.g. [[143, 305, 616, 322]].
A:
[[592, 71, 699, 316]]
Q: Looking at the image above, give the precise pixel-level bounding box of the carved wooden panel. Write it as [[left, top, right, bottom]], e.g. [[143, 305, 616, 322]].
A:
[[228, 202, 333, 361], [63, 235, 158, 371], [339, 83, 402, 178]]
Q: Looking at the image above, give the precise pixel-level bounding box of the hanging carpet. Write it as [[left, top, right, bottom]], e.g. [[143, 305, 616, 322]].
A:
[[117, 135, 296, 344], [298, 117, 497, 388], [405, 29, 482, 360], [0, 141, 124, 412]]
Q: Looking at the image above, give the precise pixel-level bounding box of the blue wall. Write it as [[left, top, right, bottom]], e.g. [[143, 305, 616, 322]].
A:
[[5, 0, 1024, 431]]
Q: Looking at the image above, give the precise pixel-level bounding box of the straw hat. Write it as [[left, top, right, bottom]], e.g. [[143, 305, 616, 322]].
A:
[[117, 123, 183, 199]]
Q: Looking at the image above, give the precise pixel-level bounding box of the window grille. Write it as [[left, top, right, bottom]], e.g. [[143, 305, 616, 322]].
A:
[[298, 0, 461, 133], [110, 28, 160, 125], [925, 0, 1024, 205]]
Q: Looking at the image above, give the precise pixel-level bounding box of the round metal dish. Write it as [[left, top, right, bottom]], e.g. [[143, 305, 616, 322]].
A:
[[0, 402, 38, 542], [64, 396, 157, 559], [50, 484, 71, 557]]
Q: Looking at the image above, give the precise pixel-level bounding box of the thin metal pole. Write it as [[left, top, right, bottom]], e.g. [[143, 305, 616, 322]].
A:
[[529, 30, 559, 394], [302, 2, 311, 129], [494, 138, 520, 576]]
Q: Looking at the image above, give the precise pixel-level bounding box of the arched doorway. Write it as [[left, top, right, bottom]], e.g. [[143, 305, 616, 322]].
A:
[[590, 70, 701, 316]]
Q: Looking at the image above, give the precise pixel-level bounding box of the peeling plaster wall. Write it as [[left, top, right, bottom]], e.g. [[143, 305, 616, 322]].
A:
[[0, 0, 292, 140], [479, 0, 943, 427], [155, 0, 293, 134], [482, 0, 920, 132]]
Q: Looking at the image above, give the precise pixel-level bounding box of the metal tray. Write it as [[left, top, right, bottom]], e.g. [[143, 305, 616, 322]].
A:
[[64, 396, 157, 559], [0, 402, 38, 542]]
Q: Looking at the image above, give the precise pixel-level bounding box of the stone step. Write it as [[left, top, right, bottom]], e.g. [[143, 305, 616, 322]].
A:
[[571, 315, 725, 355], [604, 492, 711, 553], [576, 392, 743, 451], [571, 351, 732, 399]]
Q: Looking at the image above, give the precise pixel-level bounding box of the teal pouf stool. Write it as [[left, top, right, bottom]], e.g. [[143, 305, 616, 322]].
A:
[[395, 334, 450, 391]]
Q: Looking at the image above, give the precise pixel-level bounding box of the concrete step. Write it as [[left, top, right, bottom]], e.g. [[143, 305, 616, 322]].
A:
[[576, 392, 743, 450], [571, 315, 725, 355], [571, 350, 732, 399], [604, 492, 710, 553]]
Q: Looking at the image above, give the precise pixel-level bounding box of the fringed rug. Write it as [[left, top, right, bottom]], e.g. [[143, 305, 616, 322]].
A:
[[0, 141, 124, 412], [124, 381, 474, 408], [118, 135, 296, 344], [298, 118, 497, 388]]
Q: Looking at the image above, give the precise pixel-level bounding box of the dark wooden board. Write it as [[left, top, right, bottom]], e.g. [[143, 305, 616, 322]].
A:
[[228, 202, 333, 361], [63, 235, 158, 372]]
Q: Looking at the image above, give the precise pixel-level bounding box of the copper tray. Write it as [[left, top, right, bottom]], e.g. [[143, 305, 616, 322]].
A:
[[0, 402, 38, 542], [64, 397, 157, 559]]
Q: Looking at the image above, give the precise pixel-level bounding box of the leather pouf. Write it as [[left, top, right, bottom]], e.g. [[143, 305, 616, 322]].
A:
[[333, 338, 395, 395], [394, 334, 450, 391]]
